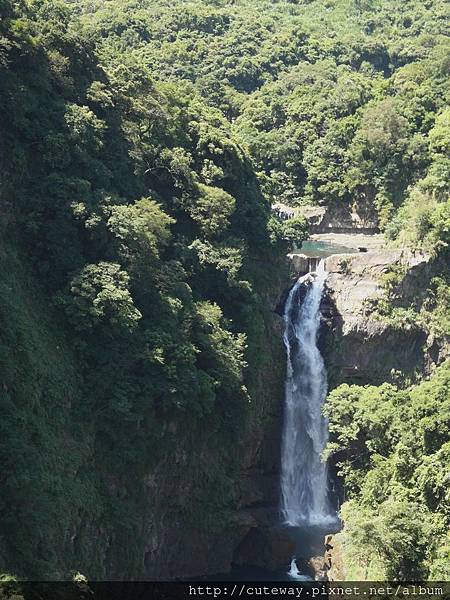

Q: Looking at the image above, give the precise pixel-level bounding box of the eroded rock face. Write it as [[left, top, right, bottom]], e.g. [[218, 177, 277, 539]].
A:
[[138, 435, 285, 579], [323, 534, 345, 581], [321, 250, 431, 386], [287, 243, 448, 386], [272, 200, 379, 234], [299, 202, 379, 234]]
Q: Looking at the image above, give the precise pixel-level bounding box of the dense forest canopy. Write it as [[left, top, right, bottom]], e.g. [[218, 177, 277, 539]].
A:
[[1, 0, 292, 577], [71, 0, 450, 244], [325, 362, 450, 580], [0, 0, 448, 582]]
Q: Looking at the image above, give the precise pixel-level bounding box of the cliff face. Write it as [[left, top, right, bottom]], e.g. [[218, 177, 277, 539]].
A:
[[137, 292, 288, 580], [124, 261, 289, 578], [288, 234, 450, 391], [291, 202, 379, 235], [286, 248, 439, 389], [76, 262, 289, 581], [0, 238, 290, 580], [321, 250, 432, 387]]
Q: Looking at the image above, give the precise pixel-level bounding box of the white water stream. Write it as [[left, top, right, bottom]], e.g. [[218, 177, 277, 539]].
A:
[[280, 259, 334, 526]]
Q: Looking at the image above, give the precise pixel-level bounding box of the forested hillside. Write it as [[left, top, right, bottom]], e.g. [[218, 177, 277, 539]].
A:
[[0, 0, 448, 581], [325, 362, 450, 580], [0, 0, 292, 578], [75, 0, 449, 242]]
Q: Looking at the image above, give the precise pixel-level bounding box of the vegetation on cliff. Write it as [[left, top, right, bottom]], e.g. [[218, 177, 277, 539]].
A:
[[0, 0, 288, 578], [0, 0, 448, 580], [325, 362, 450, 580]]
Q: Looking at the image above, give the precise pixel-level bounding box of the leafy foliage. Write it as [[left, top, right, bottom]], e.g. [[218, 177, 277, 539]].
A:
[[325, 362, 450, 579], [0, 0, 285, 578], [67, 0, 450, 249], [0, 0, 448, 580]]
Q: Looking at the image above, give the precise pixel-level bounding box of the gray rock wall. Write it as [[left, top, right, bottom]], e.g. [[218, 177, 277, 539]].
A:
[[321, 250, 432, 386]]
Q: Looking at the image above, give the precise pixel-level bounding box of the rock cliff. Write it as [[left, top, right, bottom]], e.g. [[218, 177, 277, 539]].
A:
[[288, 240, 449, 390], [0, 242, 290, 581], [321, 250, 431, 386], [137, 264, 289, 580]]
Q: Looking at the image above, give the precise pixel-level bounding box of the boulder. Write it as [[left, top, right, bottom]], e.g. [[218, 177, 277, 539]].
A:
[[323, 534, 345, 581], [308, 555, 328, 581]]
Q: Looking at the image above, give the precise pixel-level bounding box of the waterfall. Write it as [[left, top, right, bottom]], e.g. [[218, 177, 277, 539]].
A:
[[288, 558, 308, 581], [280, 259, 334, 526]]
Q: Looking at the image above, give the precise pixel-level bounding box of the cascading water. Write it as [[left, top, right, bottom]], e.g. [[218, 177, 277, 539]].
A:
[[280, 258, 334, 526], [288, 558, 308, 581]]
